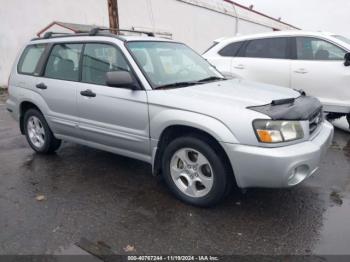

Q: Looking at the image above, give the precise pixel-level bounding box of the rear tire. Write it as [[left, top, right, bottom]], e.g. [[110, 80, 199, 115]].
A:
[[24, 109, 61, 154], [347, 114, 350, 128], [162, 135, 229, 207]]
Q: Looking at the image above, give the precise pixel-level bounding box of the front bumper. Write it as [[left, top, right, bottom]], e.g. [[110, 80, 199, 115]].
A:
[[221, 121, 334, 188]]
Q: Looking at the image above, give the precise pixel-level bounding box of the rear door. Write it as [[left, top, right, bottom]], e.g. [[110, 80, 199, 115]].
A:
[[36, 43, 83, 137], [76, 42, 150, 160], [231, 37, 292, 88], [290, 37, 350, 112]]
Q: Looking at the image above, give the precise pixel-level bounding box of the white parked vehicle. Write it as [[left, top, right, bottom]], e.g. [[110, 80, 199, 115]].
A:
[[203, 31, 350, 126]]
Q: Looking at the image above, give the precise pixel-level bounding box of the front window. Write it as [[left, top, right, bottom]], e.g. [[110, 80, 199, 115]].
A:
[[82, 43, 130, 85], [127, 41, 224, 89], [296, 37, 346, 60]]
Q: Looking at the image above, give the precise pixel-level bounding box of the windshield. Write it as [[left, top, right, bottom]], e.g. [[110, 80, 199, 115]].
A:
[[332, 35, 350, 45], [127, 41, 224, 89]]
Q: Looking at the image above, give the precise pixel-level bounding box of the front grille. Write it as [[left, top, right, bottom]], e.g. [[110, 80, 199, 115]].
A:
[[309, 109, 323, 134]]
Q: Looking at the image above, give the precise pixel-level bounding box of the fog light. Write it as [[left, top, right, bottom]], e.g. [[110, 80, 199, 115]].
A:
[[287, 165, 309, 186]]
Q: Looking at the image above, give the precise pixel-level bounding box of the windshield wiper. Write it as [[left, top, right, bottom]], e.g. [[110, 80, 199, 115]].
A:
[[155, 81, 203, 89], [197, 76, 226, 83], [155, 76, 226, 89]]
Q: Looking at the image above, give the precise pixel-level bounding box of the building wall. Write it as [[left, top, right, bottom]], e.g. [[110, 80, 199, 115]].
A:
[[118, 0, 296, 52], [0, 0, 296, 86], [0, 0, 109, 86]]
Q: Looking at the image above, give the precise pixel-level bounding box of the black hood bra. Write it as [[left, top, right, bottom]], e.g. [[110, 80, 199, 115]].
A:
[[248, 95, 323, 121]]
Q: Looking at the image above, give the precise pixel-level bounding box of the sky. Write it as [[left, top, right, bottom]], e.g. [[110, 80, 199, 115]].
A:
[[236, 0, 350, 38]]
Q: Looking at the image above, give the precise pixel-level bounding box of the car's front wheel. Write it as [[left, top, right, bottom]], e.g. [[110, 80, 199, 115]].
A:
[[24, 109, 61, 154], [162, 135, 229, 207]]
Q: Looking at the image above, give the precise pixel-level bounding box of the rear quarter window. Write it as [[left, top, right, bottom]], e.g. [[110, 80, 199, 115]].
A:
[[18, 44, 46, 75], [218, 41, 244, 57]]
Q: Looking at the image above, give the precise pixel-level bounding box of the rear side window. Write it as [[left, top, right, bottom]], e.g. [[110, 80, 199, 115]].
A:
[[18, 44, 46, 75], [244, 38, 288, 59], [44, 43, 83, 81], [218, 41, 244, 57], [82, 43, 130, 85]]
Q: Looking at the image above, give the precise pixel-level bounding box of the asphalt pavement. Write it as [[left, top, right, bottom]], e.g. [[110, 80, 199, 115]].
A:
[[0, 103, 349, 257]]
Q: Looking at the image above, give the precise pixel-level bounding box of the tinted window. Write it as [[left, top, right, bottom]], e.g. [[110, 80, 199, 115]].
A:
[[44, 43, 83, 81], [18, 44, 46, 75], [296, 37, 346, 60], [82, 43, 130, 85], [244, 38, 288, 59], [218, 41, 244, 57]]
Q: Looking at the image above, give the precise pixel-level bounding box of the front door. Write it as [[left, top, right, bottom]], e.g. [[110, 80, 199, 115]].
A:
[[290, 37, 350, 112], [76, 43, 150, 160]]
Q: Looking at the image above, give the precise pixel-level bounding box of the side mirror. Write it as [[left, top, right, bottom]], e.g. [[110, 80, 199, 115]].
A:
[[105, 71, 138, 90], [344, 53, 350, 66]]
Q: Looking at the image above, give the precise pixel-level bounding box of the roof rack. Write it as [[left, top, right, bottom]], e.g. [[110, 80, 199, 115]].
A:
[[32, 27, 157, 41]]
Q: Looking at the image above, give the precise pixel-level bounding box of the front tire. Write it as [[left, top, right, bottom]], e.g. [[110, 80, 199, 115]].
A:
[[162, 136, 229, 207], [24, 109, 61, 154]]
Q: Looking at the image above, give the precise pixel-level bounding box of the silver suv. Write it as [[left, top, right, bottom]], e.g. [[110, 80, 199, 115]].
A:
[[6, 29, 334, 206]]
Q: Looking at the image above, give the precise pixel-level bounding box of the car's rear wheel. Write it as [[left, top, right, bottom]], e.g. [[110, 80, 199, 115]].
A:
[[24, 109, 61, 154], [162, 136, 229, 207]]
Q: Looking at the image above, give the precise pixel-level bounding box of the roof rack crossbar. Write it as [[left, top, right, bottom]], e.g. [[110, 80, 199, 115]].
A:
[[43, 31, 72, 39], [88, 27, 155, 37]]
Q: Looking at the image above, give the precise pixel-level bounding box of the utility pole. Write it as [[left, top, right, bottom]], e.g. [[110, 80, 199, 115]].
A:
[[230, 2, 239, 35], [108, 0, 119, 31]]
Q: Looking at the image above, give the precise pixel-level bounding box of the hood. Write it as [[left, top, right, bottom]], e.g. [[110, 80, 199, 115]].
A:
[[148, 78, 300, 114]]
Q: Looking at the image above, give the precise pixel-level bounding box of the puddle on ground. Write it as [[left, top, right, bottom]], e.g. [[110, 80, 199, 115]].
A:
[[313, 195, 350, 255], [330, 125, 350, 160]]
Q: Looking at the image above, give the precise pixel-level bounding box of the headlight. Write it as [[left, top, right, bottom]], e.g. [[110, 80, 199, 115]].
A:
[[253, 120, 304, 143]]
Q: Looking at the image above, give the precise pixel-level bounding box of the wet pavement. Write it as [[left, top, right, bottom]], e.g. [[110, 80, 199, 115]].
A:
[[0, 104, 349, 256]]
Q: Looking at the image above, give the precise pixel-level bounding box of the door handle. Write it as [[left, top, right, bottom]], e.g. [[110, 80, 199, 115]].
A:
[[80, 89, 96, 97], [36, 83, 47, 89], [234, 64, 245, 69], [294, 69, 308, 74]]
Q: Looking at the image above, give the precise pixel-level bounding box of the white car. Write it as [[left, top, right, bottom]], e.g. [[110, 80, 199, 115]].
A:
[[203, 31, 350, 126]]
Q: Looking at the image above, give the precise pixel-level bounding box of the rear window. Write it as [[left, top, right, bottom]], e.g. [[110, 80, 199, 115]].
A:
[[218, 41, 244, 57], [18, 44, 46, 75], [44, 43, 83, 81]]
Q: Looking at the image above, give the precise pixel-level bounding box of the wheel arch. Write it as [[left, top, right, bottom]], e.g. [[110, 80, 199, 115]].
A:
[[19, 101, 44, 134], [152, 124, 236, 186]]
